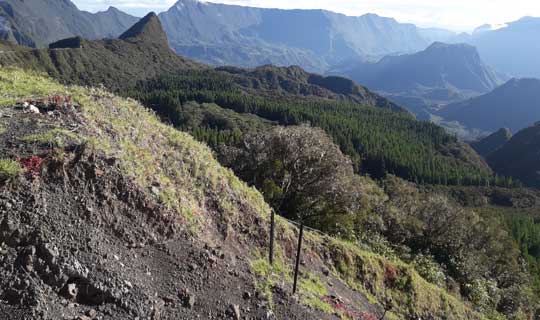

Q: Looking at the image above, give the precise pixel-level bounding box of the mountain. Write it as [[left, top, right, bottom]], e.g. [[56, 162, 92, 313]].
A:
[[487, 123, 540, 187], [0, 10, 496, 187], [0, 67, 529, 319], [470, 128, 512, 157], [333, 42, 503, 116], [439, 78, 540, 133], [158, 0, 432, 73], [214, 65, 404, 111], [0, 0, 138, 47], [468, 17, 540, 78], [0, 13, 199, 91]]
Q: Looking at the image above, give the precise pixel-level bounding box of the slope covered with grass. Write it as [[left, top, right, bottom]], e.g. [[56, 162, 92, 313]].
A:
[[0, 67, 500, 319]]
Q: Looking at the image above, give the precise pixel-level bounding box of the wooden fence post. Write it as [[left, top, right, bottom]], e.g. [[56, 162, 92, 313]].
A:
[[292, 223, 304, 294], [269, 209, 275, 266]]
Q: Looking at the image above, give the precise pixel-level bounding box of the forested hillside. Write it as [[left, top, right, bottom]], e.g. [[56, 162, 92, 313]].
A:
[[1, 14, 499, 187], [125, 71, 496, 186], [0, 13, 200, 90]]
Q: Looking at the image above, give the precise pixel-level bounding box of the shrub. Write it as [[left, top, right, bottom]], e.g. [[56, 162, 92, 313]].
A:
[[412, 253, 447, 288], [0, 159, 22, 181]]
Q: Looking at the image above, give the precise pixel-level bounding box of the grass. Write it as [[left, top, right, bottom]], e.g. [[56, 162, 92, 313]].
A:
[[0, 68, 66, 106], [23, 128, 80, 148], [0, 67, 493, 320], [298, 272, 334, 313], [250, 252, 292, 306], [0, 159, 22, 181], [318, 237, 484, 319]]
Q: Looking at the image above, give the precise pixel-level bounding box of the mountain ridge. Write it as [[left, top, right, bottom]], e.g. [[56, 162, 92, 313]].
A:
[[439, 78, 540, 132], [0, 0, 139, 47], [487, 123, 540, 187], [158, 0, 432, 72], [333, 42, 503, 116]]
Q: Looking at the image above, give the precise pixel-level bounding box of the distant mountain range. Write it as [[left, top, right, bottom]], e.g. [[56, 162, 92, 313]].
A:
[[439, 78, 540, 133], [332, 42, 504, 117], [465, 17, 540, 79], [158, 0, 438, 73], [0, 0, 138, 47]]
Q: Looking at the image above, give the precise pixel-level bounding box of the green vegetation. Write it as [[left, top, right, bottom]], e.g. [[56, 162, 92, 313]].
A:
[[250, 255, 291, 306], [23, 128, 80, 148], [125, 72, 496, 186], [508, 215, 540, 307], [298, 272, 333, 313], [0, 158, 22, 181], [2, 63, 536, 318], [0, 68, 65, 106], [0, 30, 198, 92]]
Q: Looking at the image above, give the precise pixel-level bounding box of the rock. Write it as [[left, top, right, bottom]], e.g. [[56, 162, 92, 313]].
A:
[[162, 295, 176, 304], [75, 316, 91, 320], [265, 310, 276, 320], [227, 304, 240, 320], [322, 267, 330, 276], [179, 289, 195, 309], [86, 309, 97, 318], [67, 283, 78, 300], [28, 105, 40, 114]]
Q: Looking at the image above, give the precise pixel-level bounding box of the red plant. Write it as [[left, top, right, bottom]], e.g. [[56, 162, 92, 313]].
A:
[[359, 311, 378, 320], [18, 156, 44, 178], [385, 263, 399, 286], [323, 295, 359, 318]]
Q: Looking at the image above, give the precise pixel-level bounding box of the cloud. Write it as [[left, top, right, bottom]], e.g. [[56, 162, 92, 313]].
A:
[[72, 0, 540, 31]]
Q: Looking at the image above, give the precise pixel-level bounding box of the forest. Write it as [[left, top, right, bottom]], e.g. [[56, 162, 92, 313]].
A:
[[124, 71, 518, 187]]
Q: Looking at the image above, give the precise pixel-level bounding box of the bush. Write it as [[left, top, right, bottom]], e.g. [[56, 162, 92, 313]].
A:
[[411, 253, 447, 288], [0, 159, 22, 181]]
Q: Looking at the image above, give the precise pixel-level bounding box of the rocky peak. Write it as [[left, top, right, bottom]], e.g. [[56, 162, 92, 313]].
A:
[[119, 12, 169, 46]]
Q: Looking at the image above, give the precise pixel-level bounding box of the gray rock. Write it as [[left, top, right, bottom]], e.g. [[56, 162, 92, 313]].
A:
[[227, 304, 240, 320]]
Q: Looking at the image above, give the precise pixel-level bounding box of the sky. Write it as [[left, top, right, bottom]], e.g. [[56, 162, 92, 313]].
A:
[[72, 0, 540, 31]]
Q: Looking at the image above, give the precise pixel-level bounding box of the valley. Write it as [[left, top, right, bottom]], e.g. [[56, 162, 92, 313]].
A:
[[0, 1, 540, 320]]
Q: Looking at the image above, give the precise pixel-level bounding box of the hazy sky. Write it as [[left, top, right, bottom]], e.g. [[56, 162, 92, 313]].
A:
[[72, 0, 540, 31]]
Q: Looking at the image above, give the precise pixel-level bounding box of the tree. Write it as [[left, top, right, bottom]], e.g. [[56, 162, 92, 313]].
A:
[[220, 126, 363, 234]]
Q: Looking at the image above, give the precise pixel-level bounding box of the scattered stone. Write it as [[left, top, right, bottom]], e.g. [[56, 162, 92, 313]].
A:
[[243, 291, 252, 300], [86, 309, 97, 318], [265, 310, 276, 320], [162, 295, 176, 304], [28, 105, 40, 114], [179, 289, 195, 309], [67, 283, 78, 300], [227, 304, 241, 320], [322, 267, 330, 276]]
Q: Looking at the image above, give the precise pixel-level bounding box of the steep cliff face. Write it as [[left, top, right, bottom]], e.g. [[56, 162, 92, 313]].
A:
[[0, 0, 138, 47], [158, 0, 431, 72]]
